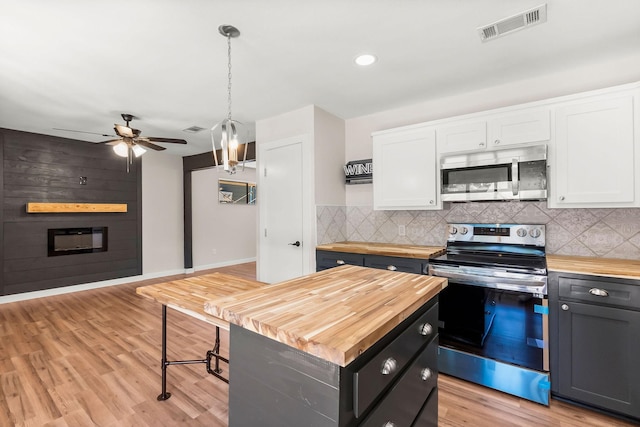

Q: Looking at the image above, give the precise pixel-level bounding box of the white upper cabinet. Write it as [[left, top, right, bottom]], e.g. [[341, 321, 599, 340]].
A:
[[549, 92, 637, 208], [373, 126, 440, 210], [437, 108, 550, 154], [436, 121, 487, 154], [487, 109, 550, 148]]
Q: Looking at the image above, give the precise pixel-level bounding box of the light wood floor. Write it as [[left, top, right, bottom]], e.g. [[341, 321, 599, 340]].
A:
[[0, 262, 636, 427]]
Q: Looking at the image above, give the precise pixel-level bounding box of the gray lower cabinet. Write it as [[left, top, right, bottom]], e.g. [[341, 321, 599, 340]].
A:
[[316, 250, 427, 275], [549, 272, 640, 420], [229, 298, 439, 427]]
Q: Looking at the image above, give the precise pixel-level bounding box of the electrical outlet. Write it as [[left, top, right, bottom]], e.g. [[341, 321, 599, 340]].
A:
[[398, 225, 406, 236]]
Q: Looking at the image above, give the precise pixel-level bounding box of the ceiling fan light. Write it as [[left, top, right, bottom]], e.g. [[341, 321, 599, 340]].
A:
[[132, 144, 146, 157], [113, 141, 129, 158]]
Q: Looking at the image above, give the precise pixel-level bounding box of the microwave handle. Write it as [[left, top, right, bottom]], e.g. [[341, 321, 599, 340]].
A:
[[512, 159, 519, 196]]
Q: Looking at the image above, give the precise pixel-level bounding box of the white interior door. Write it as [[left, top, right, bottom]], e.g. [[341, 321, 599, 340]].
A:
[[258, 136, 308, 284]]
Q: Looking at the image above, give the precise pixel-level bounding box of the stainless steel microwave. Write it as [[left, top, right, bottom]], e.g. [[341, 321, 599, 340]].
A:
[[440, 145, 547, 201]]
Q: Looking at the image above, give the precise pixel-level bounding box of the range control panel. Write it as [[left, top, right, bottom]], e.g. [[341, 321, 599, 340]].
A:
[[447, 223, 545, 247]]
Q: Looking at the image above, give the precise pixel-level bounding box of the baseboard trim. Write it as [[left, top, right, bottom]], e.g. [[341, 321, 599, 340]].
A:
[[0, 258, 256, 305]]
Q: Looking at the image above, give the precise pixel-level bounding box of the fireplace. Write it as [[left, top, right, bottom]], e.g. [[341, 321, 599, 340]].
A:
[[48, 227, 108, 256]]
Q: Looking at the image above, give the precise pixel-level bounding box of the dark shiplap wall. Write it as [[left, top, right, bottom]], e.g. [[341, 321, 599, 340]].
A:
[[1, 128, 142, 296]]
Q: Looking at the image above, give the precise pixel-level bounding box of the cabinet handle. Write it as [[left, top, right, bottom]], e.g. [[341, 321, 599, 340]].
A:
[[382, 422, 396, 427], [479, 142, 485, 147], [420, 368, 433, 381], [336, 259, 345, 265], [429, 200, 434, 205], [559, 196, 565, 201], [387, 265, 397, 271], [589, 288, 609, 297], [561, 304, 569, 311], [381, 357, 397, 375], [494, 139, 500, 145], [418, 323, 433, 336]]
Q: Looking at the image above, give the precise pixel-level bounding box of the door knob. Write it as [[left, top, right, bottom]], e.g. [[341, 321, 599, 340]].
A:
[[288, 241, 301, 247]]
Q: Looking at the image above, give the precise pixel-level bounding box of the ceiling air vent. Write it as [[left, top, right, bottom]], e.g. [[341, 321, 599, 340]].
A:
[[182, 125, 206, 133], [478, 4, 547, 42]]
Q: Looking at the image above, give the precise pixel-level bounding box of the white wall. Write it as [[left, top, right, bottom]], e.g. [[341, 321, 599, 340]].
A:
[[191, 166, 257, 270], [313, 106, 346, 207], [345, 53, 640, 206], [141, 151, 184, 276], [255, 105, 314, 144]]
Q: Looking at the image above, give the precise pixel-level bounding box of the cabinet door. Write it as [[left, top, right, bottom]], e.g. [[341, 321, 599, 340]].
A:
[[487, 109, 550, 148], [551, 95, 635, 207], [436, 121, 487, 154], [557, 301, 640, 418], [373, 127, 439, 210]]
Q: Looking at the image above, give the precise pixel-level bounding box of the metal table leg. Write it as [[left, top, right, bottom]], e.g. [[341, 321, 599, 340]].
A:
[[157, 304, 172, 401], [156, 305, 230, 402]]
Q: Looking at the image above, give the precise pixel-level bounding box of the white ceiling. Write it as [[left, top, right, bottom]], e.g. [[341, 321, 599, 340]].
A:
[[1, 0, 639, 157]]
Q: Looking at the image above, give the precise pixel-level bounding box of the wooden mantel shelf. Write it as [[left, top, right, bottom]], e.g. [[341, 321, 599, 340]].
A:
[[26, 202, 128, 213]]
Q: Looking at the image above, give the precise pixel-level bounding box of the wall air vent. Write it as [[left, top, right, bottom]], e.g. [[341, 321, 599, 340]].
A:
[[478, 4, 547, 42]]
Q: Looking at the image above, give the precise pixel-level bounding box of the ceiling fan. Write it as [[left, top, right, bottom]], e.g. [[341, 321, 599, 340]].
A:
[[55, 113, 187, 172], [100, 113, 187, 172]]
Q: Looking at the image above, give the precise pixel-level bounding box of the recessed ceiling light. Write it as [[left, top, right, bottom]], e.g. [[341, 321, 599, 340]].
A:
[[354, 54, 377, 66]]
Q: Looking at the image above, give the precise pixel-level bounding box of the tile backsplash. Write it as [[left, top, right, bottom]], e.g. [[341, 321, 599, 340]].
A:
[[317, 202, 640, 259]]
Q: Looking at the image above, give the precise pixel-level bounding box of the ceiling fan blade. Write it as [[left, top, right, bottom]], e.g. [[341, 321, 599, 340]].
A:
[[134, 140, 166, 151], [114, 124, 136, 138], [146, 137, 188, 144], [54, 128, 115, 137]]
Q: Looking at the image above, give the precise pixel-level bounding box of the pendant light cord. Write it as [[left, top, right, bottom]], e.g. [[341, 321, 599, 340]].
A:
[[227, 34, 233, 121]]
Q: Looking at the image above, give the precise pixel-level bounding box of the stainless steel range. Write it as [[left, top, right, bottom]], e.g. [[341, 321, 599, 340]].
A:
[[429, 223, 550, 405]]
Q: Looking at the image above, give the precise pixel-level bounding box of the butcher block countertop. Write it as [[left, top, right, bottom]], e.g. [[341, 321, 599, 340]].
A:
[[547, 255, 640, 280], [136, 273, 265, 330], [316, 241, 445, 259], [204, 265, 447, 366]]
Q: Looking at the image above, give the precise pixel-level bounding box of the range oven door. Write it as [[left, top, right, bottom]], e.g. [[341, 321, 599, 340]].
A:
[[435, 276, 551, 405], [438, 280, 549, 373]]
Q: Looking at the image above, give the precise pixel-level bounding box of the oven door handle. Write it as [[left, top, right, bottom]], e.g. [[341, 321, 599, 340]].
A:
[[429, 264, 547, 295], [512, 158, 519, 196]]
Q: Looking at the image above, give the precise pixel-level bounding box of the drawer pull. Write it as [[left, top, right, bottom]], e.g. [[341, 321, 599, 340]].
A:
[[381, 357, 397, 375], [386, 265, 397, 271], [382, 422, 396, 427], [418, 323, 433, 336], [589, 288, 609, 297], [336, 259, 345, 265], [420, 368, 433, 381]]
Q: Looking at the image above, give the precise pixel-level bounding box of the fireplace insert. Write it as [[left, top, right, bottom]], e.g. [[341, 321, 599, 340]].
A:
[[48, 227, 108, 256]]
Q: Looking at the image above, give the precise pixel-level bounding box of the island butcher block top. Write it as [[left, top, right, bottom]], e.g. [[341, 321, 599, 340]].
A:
[[136, 273, 265, 330], [316, 241, 445, 259], [204, 265, 447, 366], [547, 255, 640, 280]]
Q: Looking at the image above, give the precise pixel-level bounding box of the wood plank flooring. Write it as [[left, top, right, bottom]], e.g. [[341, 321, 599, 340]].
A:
[[0, 262, 636, 426]]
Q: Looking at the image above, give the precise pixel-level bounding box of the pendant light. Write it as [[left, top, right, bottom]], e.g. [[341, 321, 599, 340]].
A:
[[211, 24, 247, 174]]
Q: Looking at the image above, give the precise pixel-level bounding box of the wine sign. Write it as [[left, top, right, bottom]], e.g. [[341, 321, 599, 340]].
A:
[[344, 159, 372, 184]]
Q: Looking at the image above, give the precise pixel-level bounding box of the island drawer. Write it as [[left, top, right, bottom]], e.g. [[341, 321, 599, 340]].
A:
[[412, 387, 438, 427], [360, 339, 438, 427], [558, 276, 640, 311], [353, 302, 438, 418], [316, 250, 365, 270]]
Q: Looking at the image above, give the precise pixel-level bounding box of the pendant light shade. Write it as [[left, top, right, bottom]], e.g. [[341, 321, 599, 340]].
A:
[[211, 24, 247, 174]]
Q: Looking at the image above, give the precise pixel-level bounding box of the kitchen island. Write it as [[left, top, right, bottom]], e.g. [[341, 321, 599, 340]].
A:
[[204, 265, 447, 427]]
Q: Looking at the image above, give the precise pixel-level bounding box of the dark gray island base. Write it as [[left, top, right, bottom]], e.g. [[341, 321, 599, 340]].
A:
[[228, 297, 439, 427]]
